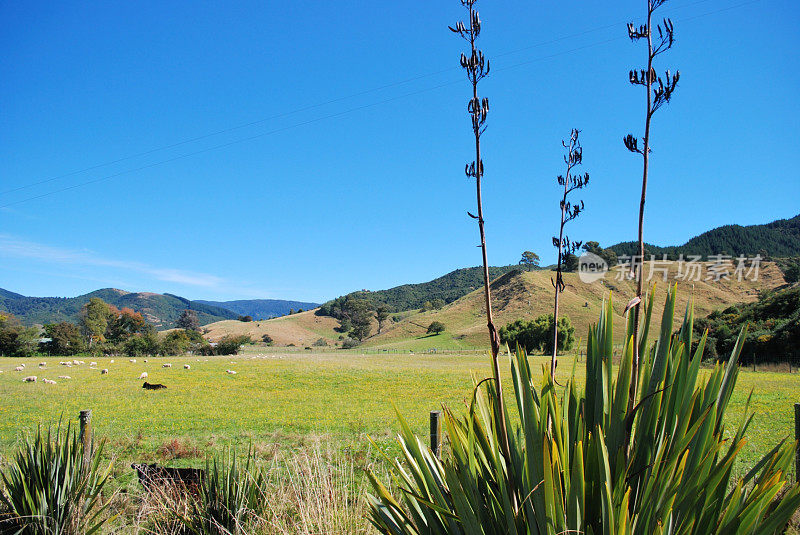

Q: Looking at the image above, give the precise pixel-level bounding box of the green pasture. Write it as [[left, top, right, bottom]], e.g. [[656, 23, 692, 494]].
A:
[[0, 347, 797, 487]]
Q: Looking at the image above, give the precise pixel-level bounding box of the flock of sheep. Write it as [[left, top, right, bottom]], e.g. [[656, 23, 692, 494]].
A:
[[7, 358, 242, 385]]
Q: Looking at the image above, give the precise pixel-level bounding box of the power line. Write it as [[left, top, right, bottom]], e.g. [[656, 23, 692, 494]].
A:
[[0, 0, 763, 208], [0, 0, 728, 198]]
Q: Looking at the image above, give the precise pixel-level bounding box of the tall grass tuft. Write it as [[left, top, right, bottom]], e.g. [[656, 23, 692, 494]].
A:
[[175, 448, 266, 535], [0, 423, 112, 535], [368, 286, 800, 534]]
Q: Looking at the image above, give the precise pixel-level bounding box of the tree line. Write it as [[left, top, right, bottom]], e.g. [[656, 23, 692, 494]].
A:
[[0, 299, 249, 357]]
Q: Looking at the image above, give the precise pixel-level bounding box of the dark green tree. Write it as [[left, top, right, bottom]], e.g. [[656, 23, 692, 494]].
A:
[[43, 322, 85, 356], [176, 309, 200, 332], [519, 251, 540, 270], [375, 305, 390, 334], [427, 321, 446, 335]]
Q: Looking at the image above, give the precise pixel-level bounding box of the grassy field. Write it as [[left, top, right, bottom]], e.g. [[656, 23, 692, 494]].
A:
[[0, 346, 797, 489]]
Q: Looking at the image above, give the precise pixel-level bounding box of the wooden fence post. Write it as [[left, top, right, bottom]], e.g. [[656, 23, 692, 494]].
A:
[[795, 404, 799, 483], [79, 410, 92, 469], [430, 410, 442, 459], [753, 354, 756, 373]]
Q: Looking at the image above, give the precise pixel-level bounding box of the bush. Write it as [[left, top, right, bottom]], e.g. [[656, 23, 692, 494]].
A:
[[426, 321, 446, 335], [0, 423, 112, 534], [341, 338, 359, 349], [499, 314, 575, 354], [313, 338, 328, 347], [368, 289, 800, 533], [261, 334, 273, 345], [214, 335, 250, 356]]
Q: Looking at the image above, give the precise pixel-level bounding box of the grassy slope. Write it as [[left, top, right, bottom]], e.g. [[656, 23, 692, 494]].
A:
[[202, 310, 341, 347], [216, 261, 786, 350]]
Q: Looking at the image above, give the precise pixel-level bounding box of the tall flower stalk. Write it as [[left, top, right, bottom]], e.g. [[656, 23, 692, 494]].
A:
[[551, 129, 587, 380], [449, 0, 512, 473], [624, 0, 680, 408]]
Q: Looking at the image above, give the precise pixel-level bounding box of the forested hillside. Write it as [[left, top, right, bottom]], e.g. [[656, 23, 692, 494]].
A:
[[0, 288, 237, 328], [195, 298, 320, 319], [318, 265, 523, 314], [697, 283, 800, 362], [609, 213, 800, 258]]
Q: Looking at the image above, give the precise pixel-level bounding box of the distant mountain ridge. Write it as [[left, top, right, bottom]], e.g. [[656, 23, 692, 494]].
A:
[[609, 213, 800, 258], [0, 288, 237, 328], [195, 299, 320, 319]]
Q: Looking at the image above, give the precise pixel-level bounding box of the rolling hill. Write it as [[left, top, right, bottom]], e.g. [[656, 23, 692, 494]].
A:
[[195, 298, 320, 319], [203, 260, 788, 350], [609, 213, 800, 258], [0, 288, 237, 328]]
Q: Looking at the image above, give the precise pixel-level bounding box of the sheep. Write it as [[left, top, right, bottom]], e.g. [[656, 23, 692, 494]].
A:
[[226, 370, 237, 375], [162, 363, 172, 368], [109, 359, 115, 363], [129, 358, 137, 363], [39, 362, 46, 367], [18, 363, 25, 368], [43, 378, 56, 385], [144, 359, 148, 363], [101, 369, 109, 375], [22, 376, 37, 382], [142, 382, 167, 390], [58, 375, 71, 379], [183, 364, 190, 369], [15, 366, 24, 372], [72, 360, 80, 365], [139, 372, 148, 379], [90, 362, 97, 367]]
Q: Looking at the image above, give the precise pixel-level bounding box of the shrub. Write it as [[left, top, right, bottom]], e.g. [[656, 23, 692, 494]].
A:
[[215, 335, 251, 356], [261, 334, 273, 345], [499, 314, 575, 354], [341, 338, 359, 349], [313, 338, 328, 347], [368, 288, 800, 533], [0, 423, 112, 534]]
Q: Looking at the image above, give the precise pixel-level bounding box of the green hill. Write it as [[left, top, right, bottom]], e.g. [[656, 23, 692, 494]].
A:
[[0, 288, 237, 328], [318, 265, 525, 314], [609, 213, 800, 258]]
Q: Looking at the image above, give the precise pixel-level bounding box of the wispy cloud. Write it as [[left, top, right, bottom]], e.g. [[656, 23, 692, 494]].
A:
[[0, 234, 224, 288]]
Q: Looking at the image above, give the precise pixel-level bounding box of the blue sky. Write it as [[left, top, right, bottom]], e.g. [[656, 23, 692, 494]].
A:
[[1, 0, 798, 303]]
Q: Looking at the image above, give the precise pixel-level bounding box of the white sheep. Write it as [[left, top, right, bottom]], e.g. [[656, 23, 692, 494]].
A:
[[39, 362, 46, 367], [90, 362, 97, 367], [144, 359, 148, 363], [226, 370, 237, 375], [22, 376, 37, 382], [139, 372, 148, 379], [109, 359, 114, 363], [163, 363, 172, 368], [43, 378, 56, 385], [101, 369, 109, 375], [183, 364, 190, 369], [15, 366, 24, 372], [129, 358, 136, 363], [72, 360, 80, 365], [19, 363, 25, 368], [58, 375, 71, 379]]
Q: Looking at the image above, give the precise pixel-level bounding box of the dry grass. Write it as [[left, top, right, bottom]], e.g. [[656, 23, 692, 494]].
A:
[[106, 442, 378, 534]]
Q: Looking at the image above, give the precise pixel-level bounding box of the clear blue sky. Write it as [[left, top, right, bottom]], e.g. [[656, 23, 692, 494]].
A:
[[1, 0, 798, 303]]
